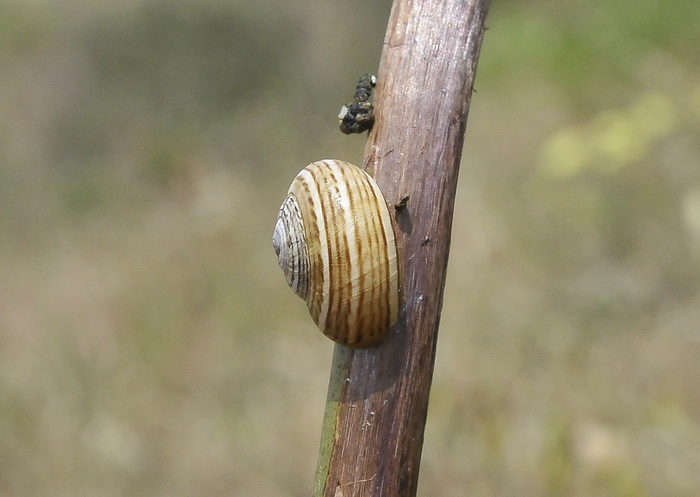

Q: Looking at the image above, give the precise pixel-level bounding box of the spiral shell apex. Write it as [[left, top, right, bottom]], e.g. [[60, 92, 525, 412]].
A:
[[272, 159, 399, 347]]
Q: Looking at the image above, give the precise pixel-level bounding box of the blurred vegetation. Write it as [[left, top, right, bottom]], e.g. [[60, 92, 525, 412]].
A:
[[1, 0, 699, 496]]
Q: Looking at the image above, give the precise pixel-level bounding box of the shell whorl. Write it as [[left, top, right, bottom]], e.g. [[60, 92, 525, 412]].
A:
[[272, 159, 399, 347]]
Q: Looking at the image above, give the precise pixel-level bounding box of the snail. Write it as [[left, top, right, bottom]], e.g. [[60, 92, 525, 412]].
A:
[[272, 159, 399, 347]]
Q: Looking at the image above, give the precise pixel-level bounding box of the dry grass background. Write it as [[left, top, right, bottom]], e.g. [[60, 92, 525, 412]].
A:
[[1, 0, 700, 495]]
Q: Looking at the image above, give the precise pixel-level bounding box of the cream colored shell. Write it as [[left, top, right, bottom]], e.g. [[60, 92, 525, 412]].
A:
[[272, 159, 399, 347]]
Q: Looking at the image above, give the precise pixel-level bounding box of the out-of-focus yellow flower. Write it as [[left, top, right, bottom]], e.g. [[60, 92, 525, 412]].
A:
[[538, 91, 681, 179]]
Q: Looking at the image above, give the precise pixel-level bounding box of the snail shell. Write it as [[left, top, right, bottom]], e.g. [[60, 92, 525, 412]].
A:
[[272, 159, 399, 347]]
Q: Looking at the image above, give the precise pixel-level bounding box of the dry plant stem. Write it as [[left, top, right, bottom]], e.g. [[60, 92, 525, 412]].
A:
[[313, 0, 490, 496]]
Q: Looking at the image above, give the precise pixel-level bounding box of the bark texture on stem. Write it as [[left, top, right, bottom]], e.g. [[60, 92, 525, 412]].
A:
[[314, 0, 490, 495]]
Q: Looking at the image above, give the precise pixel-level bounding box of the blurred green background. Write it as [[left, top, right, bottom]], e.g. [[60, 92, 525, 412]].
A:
[[2, 0, 699, 495]]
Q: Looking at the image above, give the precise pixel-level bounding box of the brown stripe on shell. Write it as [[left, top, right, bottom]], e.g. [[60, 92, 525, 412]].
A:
[[330, 160, 362, 344], [314, 161, 343, 342], [350, 164, 379, 345], [336, 162, 363, 344], [361, 176, 382, 341], [344, 165, 365, 344], [354, 166, 394, 343]]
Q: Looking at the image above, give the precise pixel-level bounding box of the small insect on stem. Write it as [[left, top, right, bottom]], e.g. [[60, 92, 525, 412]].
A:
[[394, 195, 410, 211], [339, 73, 377, 134]]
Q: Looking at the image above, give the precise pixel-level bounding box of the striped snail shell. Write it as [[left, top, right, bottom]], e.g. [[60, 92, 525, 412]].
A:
[[272, 159, 399, 347]]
